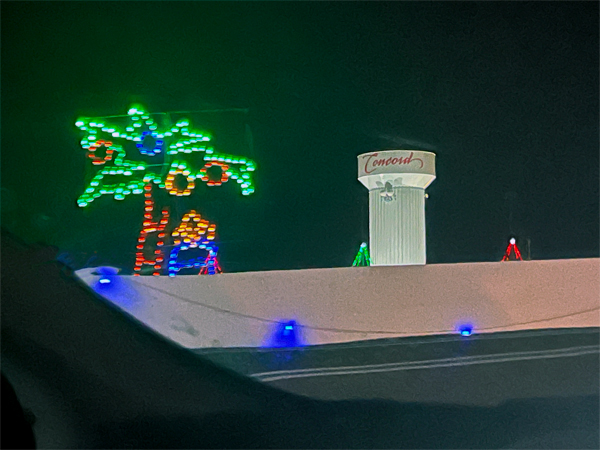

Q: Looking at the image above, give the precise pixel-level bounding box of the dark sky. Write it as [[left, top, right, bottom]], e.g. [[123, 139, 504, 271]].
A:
[[2, 2, 598, 273]]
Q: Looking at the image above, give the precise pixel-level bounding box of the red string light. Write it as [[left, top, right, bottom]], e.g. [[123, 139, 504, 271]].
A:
[[134, 184, 170, 276], [199, 251, 222, 275]]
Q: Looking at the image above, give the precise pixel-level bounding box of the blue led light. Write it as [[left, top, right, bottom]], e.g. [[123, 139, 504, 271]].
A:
[[459, 325, 473, 336], [136, 131, 163, 156], [269, 320, 302, 347], [93, 267, 119, 287], [198, 246, 221, 275], [167, 243, 215, 276]]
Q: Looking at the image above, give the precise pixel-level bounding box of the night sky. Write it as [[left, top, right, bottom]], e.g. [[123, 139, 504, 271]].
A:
[[2, 2, 598, 273]]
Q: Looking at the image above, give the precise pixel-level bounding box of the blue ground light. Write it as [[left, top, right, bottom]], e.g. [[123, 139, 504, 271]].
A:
[[92, 267, 140, 311], [459, 325, 473, 336], [93, 267, 119, 288], [268, 320, 303, 348], [261, 320, 308, 370]]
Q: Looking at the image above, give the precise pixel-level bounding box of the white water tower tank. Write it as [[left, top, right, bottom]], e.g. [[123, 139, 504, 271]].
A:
[[358, 150, 436, 266]]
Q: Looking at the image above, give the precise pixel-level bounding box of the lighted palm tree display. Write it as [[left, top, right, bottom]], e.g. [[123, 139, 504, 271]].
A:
[[75, 105, 256, 275]]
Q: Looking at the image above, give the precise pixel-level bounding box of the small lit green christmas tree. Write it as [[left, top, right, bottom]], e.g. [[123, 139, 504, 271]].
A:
[[352, 242, 371, 267]]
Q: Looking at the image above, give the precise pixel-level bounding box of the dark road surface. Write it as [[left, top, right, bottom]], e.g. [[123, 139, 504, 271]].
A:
[[195, 328, 599, 406]]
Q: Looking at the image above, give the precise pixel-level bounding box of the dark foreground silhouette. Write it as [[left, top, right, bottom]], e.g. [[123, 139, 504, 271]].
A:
[[2, 229, 598, 448], [1, 373, 37, 449]]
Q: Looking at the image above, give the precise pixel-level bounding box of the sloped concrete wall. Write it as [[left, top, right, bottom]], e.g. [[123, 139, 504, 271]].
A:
[[76, 259, 599, 348]]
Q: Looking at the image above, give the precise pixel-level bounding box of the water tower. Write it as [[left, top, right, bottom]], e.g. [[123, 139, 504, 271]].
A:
[[358, 150, 436, 266]]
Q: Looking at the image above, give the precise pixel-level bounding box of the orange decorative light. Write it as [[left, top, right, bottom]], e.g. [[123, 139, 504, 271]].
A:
[[165, 162, 196, 196], [198, 162, 229, 186], [87, 140, 118, 165]]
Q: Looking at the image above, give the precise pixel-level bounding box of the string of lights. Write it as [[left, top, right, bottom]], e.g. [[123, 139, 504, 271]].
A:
[[76, 104, 256, 207], [75, 104, 257, 277], [134, 184, 170, 276], [168, 211, 217, 276]]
